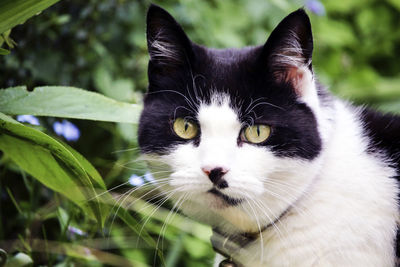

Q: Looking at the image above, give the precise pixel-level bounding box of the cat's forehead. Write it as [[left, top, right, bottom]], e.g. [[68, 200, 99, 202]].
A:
[[195, 45, 259, 72], [190, 45, 266, 100], [198, 94, 239, 125], [197, 94, 242, 144], [204, 46, 260, 62]]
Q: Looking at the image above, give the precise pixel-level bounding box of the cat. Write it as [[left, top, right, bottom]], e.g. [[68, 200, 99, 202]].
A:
[[138, 4, 400, 267]]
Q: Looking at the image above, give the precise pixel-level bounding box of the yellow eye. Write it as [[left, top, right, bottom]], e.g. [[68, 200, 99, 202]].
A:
[[243, 125, 271, 144], [173, 118, 198, 139]]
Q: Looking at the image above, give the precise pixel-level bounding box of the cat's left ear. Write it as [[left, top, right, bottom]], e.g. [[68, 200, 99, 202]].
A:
[[146, 4, 194, 71], [262, 9, 314, 97]]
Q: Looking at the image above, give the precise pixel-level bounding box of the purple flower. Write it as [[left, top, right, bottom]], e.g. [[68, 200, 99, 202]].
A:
[[17, 115, 40, 125], [128, 174, 145, 186], [305, 0, 325, 16], [67, 226, 86, 236], [53, 120, 80, 141]]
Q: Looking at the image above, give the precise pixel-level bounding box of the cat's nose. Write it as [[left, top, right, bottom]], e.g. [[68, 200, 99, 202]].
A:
[[201, 166, 229, 189]]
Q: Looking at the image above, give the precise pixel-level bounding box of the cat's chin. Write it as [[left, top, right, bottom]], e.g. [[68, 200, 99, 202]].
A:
[[206, 189, 244, 210]]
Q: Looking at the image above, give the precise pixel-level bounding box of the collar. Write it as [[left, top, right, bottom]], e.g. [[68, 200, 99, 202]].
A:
[[210, 227, 262, 267], [210, 206, 291, 266]]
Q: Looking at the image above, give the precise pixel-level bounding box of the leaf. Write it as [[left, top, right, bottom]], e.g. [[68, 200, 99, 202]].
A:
[[94, 67, 136, 102], [0, 47, 10, 55], [0, 86, 142, 124], [387, 0, 400, 11], [115, 208, 164, 265], [0, 113, 160, 251], [165, 232, 185, 267], [117, 123, 137, 143], [0, 113, 107, 226], [2, 29, 17, 49], [64, 144, 106, 189], [0, 0, 61, 34]]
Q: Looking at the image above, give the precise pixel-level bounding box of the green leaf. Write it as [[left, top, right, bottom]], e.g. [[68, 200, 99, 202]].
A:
[[386, 0, 400, 12], [0, 86, 142, 123], [0, 113, 107, 226], [183, 234, 210, 259], [165, 232, 185, 267], [93, 67, 136, 102], [117, 123, 137, 143], [0, 114, 160, 253], [115, 208, 164, 265], [0, 0, 61, 34], [2, 30, 17, 48], [0, 47, 10, 55]]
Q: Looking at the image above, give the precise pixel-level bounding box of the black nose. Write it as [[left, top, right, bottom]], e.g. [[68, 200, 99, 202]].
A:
[[202, 167, 229, 189]]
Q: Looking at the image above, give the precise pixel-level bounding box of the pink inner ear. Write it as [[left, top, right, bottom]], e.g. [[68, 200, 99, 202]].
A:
[[274, 66, 307, 97]]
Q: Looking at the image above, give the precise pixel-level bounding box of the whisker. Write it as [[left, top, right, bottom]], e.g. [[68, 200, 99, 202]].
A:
[[111, 147, 141, 154], [244, 197, 265, 264], [88, 180, 132, 201], [135, 187, 178, 216], [138, 190, 177, 237], [106, 179, 172, 235], [153, 191, 187, 265], [146, 89, 198, 113], [242, 98, 285, 122], [89, 172, 172, 202], [160, 192, 189, 252]]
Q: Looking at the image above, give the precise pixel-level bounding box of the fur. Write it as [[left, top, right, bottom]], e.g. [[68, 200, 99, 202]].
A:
[[138, 4, 400, 266]]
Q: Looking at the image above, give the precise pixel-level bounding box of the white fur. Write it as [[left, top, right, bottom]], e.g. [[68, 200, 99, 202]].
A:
[[272, 30, 308, 69], [146, 86, 399, 266], [149, 30, 182, 64]]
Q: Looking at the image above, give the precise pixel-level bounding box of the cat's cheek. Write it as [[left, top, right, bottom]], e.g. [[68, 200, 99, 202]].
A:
[[235, 145, 278, 179], [168, 171, 209, 190], [224, 175, 265, 197], [163, 143, 199, 166]]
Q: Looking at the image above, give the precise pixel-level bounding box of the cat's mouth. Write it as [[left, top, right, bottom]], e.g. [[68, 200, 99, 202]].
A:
[[208, 188, 243, 206]]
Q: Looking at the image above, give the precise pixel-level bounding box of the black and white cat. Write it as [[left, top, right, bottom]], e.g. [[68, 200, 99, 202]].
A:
[[138, 4, 400, 266]]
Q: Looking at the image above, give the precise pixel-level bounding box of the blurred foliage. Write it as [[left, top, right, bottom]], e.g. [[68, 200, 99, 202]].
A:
[[0, 0, 61, 35], [0, 0, 399, 266]]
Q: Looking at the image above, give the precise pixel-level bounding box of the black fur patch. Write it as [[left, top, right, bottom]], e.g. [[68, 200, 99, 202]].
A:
[[360, 108, 400, 171], [359, 107, 400, 258]]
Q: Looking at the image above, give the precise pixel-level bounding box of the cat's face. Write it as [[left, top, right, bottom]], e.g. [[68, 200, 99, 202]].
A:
[[138, 5, 325, 232]]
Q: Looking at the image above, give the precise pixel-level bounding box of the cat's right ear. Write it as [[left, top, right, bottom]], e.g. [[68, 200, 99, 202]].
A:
[[261, 9, 314, 98], [146, 4, 194, 72]]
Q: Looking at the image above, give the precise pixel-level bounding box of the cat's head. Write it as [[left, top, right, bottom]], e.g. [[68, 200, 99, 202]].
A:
[[138, 4, 328, 232]]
